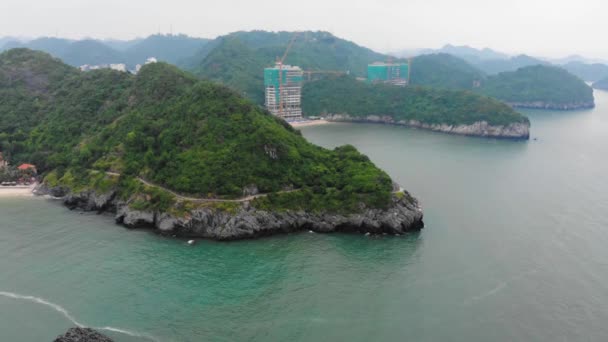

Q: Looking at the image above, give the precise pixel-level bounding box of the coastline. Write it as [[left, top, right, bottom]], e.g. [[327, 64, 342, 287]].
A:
[[289, 119, 331, 128], [35, 184, 424, 241], [0, 184, 36, 197], [506, 101, 595, 111], [321, 114, 530, 140]]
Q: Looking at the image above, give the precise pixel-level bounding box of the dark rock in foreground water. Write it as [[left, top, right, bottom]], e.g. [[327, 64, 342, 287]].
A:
[[53, 327, 113, 342]]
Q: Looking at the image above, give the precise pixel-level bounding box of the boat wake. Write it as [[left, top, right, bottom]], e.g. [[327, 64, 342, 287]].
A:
[[0, 291, 160, 342], [463, 269, 539, 306]]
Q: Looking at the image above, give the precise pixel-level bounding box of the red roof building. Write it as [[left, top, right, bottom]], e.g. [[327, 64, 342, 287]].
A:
[[18, 164, 37, 172]]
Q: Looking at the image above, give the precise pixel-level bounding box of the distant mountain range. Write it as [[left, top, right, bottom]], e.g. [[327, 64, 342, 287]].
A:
[[0, 34, 210, 69], [393, 44, 608, 81], [1, 31, 604, 107], [427, 44, 510, 62]]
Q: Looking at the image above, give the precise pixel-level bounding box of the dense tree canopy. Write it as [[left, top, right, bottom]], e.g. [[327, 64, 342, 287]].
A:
[[302, 75, 528, 126], [476, 65, 594, 105], [563, 61, 608, 83], [187, 31, 388, 104], [0, 49, 393, 212], [592, 77, 608, 91], [409, 53, 485, 90]]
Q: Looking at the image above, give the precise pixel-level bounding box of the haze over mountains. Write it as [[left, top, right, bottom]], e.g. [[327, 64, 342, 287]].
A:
[[0, 34, 210, 69], [0, 30, 603, 108], [4, 32, 608, 84], [393, 44, 608, 81]]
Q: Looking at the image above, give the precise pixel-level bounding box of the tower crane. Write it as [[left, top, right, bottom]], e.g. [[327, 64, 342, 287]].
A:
[[276, 32, 299, 117]]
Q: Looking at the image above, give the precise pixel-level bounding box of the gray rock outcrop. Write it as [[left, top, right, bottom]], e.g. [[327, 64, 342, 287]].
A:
[[506, 101, 595, 110], [325, 114, 530, 139], [35, 185, 424, 241], [53, 327, 113, 342]]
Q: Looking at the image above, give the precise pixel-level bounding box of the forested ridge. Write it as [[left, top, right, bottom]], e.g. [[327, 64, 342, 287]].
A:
[[0, 49, 394, 213], [302, 76, 529, 126]]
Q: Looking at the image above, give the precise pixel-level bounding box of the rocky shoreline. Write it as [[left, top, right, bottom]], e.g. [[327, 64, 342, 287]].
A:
[[54, 327, 113, 342], [35, 184, 424, 241], [506, 101, 595, 110], [323, 114, 530, 140]]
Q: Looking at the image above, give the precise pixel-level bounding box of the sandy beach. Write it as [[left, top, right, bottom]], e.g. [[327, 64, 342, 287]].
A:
[[0, 184, 36, 197], [289, 119, 332, 128]]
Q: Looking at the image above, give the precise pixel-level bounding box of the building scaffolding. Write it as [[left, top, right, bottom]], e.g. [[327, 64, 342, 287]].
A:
[[367, 61, 411, 86], [264, 64, 304, 120]]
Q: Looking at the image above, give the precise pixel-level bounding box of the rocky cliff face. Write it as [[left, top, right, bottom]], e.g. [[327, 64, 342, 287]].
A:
[[35, 185, 424, 241], [54, 327, 113, 342], [324, 114, 530, 140], [506, 101, 595, 110]]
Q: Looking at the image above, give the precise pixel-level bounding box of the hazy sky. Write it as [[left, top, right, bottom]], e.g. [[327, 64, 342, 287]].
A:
[[0, 0, 606, 58]]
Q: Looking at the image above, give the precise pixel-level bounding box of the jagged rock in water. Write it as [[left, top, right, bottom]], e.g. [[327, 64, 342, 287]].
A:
[[53, 327, 113, 342]]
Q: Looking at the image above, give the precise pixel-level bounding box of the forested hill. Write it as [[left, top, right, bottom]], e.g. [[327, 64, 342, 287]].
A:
[[476, 65, 594, 109], [185, 30, 388, 104], [302, 75, 528, 127], [0, 49, 396, 213], [592, 77, 608, 91], [185, 32, 494, 102], [565, 61, 608, 82], [409, 53, 485, 90], [472, 54, 548, 75]]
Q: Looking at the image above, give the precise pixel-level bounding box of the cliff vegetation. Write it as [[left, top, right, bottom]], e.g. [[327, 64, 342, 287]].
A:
[[302, 75, 529, 127], [0, 49, 394, 214]]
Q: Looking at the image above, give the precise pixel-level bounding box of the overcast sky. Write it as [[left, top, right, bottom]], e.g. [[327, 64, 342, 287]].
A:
[[0, 0, 606, 58]]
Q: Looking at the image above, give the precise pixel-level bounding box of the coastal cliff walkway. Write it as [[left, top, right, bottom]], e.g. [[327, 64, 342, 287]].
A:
[[103, 171, 298, 203], [101, 171, 404, 204]]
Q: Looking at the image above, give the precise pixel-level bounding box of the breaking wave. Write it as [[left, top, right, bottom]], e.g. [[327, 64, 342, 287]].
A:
[[0, 291, 159, 341]]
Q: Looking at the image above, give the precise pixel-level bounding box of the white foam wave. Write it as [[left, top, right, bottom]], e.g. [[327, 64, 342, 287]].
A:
[[0, 291, 84, 327], [0, 291, 159, 342]]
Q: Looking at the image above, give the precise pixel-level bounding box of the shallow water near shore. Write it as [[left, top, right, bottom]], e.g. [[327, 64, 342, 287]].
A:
[[1, 90, 608, 341]]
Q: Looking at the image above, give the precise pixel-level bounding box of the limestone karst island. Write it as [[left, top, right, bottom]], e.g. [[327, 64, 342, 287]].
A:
[[2, 2, 608, 341]]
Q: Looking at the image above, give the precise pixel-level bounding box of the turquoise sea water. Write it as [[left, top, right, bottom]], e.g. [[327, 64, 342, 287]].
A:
[[2, 90, 608, 341]]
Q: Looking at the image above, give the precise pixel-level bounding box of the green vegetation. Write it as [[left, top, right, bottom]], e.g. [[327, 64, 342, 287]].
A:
[[409, 53, 485, 90], [564, 61, 608, 82], [251, 145, 392, 213], [44, 169, 119, 193], [592, 77, 608, 91], [187, 31, 387, 104], [123, 34, 210, 67], [0, 165, 33, 183], [302, 75, 528, 126], [477, 65, 594, 105], [473, 55, 547, 75], [0, 49, 133, 170], [0, 49, 394, 213]]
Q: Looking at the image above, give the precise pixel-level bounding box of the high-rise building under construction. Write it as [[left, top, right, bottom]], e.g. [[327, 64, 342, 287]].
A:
[[264, 64, 304, 120], [367, 62, 410, 86]]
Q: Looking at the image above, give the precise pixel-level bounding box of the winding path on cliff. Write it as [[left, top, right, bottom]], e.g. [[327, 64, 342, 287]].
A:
[[102, 171, 403, 204], [103, 172, 297, 203]]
